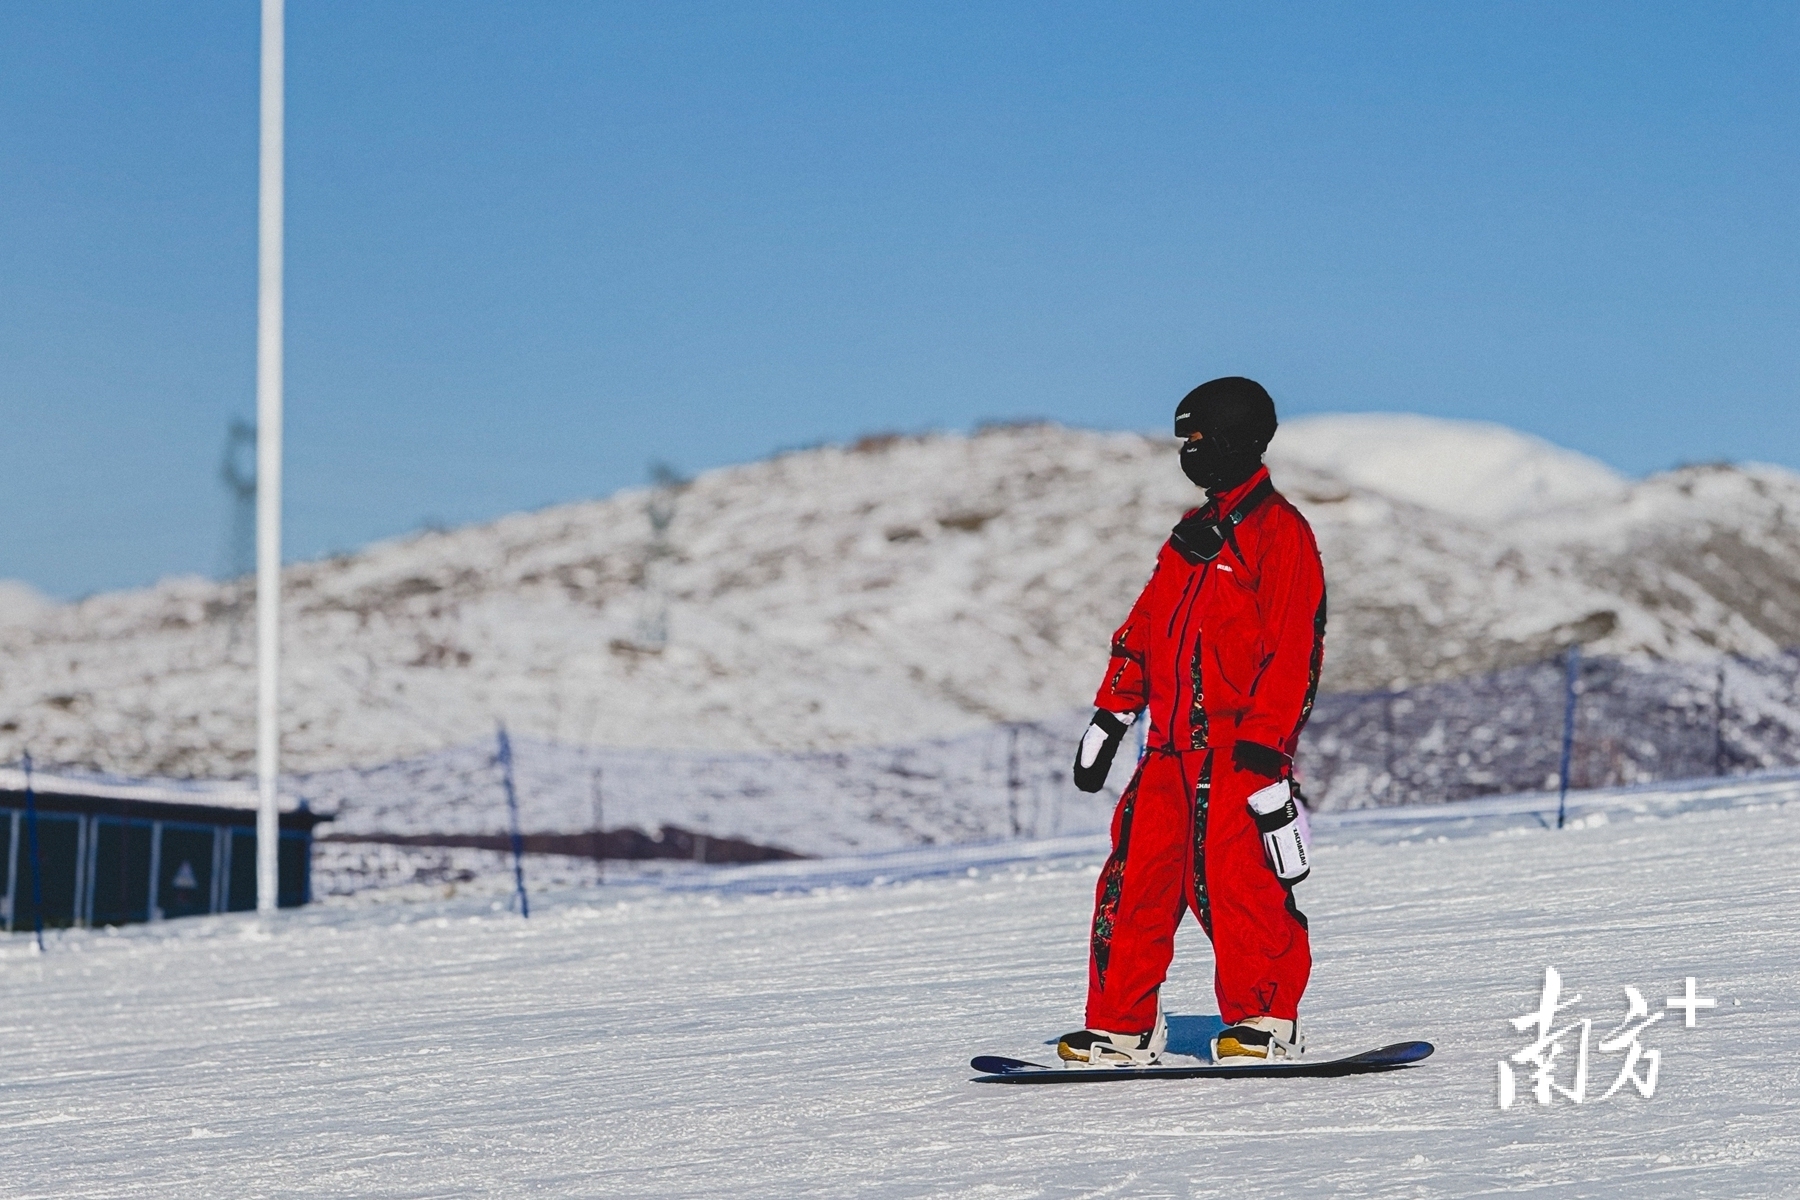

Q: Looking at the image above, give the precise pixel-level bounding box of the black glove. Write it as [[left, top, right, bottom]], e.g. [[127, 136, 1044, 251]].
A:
[[1073, 709, 1136, 793], [1232, 739, 1290, 781]]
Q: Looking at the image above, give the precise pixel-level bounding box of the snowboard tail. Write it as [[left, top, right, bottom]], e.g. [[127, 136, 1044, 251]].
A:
[[970, 1040, 1433, 1083]]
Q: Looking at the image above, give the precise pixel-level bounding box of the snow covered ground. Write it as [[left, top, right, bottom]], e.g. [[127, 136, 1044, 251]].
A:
[[4, 775, 1795, 1198], [291, 647, 1800, 897]]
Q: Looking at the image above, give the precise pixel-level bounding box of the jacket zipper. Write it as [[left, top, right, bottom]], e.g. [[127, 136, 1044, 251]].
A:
[[1177, 561, 1210, 750]]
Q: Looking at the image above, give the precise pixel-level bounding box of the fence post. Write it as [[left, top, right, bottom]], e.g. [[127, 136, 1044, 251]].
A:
[[1556, 645, 1581, 829], [591, 767, 604, 886], [1713, 661, 1727, 777], [1005, 724, 1021, 838], [1382, 691, 1398, 805], [23, 752, 44, 953], [494, 725, 529, 918]]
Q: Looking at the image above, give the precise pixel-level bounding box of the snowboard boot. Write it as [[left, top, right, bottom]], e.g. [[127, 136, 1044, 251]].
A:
[[1057, 1005, 1168, 1067], [1211, 1015, 1303, 1064]]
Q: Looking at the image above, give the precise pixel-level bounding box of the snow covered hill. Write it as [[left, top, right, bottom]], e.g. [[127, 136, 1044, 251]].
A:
[[1, 415, 1797, 780], [1273, 412, 1629, 522], [4, 778, 1795, 1198]]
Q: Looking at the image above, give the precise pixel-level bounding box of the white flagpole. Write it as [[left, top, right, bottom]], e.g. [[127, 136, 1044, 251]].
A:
[[255, 0, 285, 914]]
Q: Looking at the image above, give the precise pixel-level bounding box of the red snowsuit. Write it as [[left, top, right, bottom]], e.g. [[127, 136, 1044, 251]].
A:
[[1086, 466, 1326, 1033]]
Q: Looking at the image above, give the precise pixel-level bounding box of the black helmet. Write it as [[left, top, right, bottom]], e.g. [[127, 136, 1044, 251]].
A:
[[1173, 376, 1278, 454], [1174, 377, 1278, 493]]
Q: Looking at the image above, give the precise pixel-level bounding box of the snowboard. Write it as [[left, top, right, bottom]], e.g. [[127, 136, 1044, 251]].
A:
[[970, 1040, 1433, 1084]]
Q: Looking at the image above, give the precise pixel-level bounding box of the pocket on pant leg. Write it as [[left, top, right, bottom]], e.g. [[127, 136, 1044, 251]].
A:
[[1091, 773, 1142, 984]]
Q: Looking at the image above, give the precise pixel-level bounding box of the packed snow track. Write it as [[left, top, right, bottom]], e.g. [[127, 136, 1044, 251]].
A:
[[2, 783, 1795, 1198]]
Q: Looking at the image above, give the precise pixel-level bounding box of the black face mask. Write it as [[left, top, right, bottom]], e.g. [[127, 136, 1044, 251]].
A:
[[1180, 437, 1262, 494]]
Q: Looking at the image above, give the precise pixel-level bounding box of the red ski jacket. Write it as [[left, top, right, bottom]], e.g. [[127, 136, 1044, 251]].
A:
[[1095, 466, 1327, 765]]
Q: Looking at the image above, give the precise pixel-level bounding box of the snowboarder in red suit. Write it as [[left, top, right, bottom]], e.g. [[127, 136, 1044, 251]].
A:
[[1058, 377, 1326, 1066]]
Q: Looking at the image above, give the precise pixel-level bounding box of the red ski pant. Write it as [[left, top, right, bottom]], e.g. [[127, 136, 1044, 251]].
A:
[[1085, 747, 1311, 1033]]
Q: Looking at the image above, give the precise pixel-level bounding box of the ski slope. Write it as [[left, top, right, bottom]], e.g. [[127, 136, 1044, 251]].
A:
[[3, 777, 1796, 1198]]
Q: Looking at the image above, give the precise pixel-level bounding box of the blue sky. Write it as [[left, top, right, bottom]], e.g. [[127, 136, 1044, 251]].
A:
[[1, 2, 1795, 598]]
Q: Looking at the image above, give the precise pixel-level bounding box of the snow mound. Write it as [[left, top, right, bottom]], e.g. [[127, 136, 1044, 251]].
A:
[[1270, 412, 1627, 522]]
